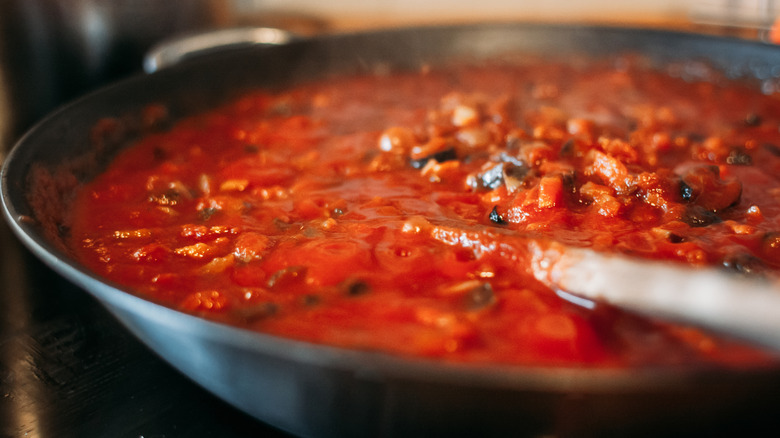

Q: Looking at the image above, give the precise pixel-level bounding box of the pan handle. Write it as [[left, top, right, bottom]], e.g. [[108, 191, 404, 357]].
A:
[[143, 27, 297, 73]]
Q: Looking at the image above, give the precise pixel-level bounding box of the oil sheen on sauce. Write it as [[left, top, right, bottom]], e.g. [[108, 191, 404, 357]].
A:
[[69, 57, 780, 367]]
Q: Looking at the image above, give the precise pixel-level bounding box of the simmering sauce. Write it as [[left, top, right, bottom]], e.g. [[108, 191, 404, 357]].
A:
[[69, 57, 780, 367]]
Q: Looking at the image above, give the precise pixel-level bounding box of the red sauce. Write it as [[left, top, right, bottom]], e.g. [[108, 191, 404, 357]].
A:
[[69, 57, 780, 367]]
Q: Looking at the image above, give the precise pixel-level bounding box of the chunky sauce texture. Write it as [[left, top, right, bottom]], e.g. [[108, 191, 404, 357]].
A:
[[69, 57, 780, 367]]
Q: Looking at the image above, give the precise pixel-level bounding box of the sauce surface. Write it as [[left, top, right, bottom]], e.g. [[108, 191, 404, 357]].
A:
[[69, 57, 780, 367]]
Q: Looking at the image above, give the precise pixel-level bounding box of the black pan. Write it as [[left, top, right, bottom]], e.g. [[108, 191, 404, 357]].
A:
[[4, 23, 780, 437]]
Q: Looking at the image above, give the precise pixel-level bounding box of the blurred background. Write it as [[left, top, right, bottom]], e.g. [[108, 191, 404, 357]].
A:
[[1, 0, 778, 154]]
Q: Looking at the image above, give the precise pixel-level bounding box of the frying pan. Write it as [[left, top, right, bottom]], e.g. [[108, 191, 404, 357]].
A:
[[4, 23, 780, 437]]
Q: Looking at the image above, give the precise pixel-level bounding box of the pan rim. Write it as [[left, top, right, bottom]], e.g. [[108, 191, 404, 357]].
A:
[[3, 21, 780, 400]]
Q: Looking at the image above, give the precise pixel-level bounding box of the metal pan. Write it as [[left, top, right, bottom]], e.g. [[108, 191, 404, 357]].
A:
[[4, 23, 780, 437]]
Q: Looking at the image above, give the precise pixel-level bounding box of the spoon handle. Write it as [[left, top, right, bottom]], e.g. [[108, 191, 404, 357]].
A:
[[529, 242, 780, 352]]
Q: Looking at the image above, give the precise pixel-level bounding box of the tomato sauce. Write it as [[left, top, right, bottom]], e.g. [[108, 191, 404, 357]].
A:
[[69, 57, 780, 367]]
